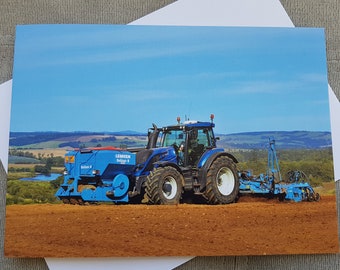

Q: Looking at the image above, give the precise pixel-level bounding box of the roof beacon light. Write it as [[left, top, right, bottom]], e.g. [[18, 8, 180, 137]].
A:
[[177, 116, 181, 124], [210, 114, 215, 122]]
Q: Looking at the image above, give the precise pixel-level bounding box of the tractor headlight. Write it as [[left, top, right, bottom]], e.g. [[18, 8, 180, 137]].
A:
[[92, 170, 100, 175]]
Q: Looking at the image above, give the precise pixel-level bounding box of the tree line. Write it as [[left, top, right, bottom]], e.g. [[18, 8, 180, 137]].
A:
[[9, 149, 64, 174], [6, 178, 62, 205], [233, 147, 334, 185]]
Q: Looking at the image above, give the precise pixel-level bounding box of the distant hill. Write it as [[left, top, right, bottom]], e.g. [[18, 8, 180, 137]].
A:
[[217, 131, 332, 149], [111, 130, 146, 136], [9, 131, 148, 149], [9, 130, 331, 150]]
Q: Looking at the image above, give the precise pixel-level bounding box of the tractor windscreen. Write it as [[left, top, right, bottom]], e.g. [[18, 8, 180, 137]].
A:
[[162, 130, 185, 147]]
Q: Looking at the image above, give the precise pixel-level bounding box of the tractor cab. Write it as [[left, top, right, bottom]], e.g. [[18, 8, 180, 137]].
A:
[[158, 115, 218, 167]]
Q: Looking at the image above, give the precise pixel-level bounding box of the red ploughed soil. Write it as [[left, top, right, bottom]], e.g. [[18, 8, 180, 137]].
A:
[[4, 195, 339, 257]]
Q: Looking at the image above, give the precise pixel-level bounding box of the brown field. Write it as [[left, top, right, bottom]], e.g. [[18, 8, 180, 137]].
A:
[[4, 195, 339, 258], [8, 163, 40, 169], [25, 148, 67, 157]]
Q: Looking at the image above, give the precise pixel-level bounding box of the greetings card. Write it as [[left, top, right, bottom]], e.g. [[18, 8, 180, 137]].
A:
[[5, 24, 338, 257]]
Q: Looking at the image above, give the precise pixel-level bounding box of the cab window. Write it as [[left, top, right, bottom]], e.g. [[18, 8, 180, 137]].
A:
[[162, 130, 185, 147], [195, 128, 214, 148]]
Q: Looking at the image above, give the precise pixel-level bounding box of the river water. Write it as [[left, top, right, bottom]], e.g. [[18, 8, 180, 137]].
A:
[[20, 173, 61, 181]]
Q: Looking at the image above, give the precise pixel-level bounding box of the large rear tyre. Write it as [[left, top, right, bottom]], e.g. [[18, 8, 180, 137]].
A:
[[145, 166, 184, 205], [205, 156, 239, 204]]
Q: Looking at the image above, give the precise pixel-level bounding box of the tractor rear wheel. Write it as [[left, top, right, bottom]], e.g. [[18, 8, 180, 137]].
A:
[[205, 156, 239, 204], [145, 166, 184, 205]]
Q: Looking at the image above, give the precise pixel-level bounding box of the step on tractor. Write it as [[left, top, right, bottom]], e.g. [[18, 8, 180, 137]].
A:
[[238, 138, 320, 202], [55, 115, 240, 205]]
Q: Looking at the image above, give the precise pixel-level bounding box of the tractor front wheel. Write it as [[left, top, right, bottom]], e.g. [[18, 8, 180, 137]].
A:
[[205, 156, 239, 204], [145, 166, 184, 205]]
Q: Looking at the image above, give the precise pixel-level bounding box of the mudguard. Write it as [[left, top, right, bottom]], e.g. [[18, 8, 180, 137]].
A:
[[197, 149, 238, 190], [133, 146, 179, 193]]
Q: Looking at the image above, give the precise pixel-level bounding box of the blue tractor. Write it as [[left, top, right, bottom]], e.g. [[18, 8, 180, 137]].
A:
[[55, 115, 239, 205]]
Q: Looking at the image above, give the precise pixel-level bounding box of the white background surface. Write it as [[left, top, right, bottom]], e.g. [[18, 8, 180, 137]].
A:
[[330, 86, 340, 180], [0, 80, 12, 172]]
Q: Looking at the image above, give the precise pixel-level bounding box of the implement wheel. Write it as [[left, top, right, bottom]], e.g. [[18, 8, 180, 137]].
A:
[[308, 192, 320, 202], [205, 156, 239, 204], [315, 193, 320, 201], [62, 198, 70, 204], [145, 166, 184, 205], [69, 198, 79, 205]]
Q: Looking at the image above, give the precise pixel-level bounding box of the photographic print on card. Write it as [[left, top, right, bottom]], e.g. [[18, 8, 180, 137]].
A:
[[5, 24, 338, 257]]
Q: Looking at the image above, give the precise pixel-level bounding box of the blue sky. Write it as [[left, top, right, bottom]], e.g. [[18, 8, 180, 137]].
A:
[[11, 24, 330, 134]]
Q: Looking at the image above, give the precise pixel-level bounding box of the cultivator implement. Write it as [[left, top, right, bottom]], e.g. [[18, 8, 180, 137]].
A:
[[239, 138, 320, 202]]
